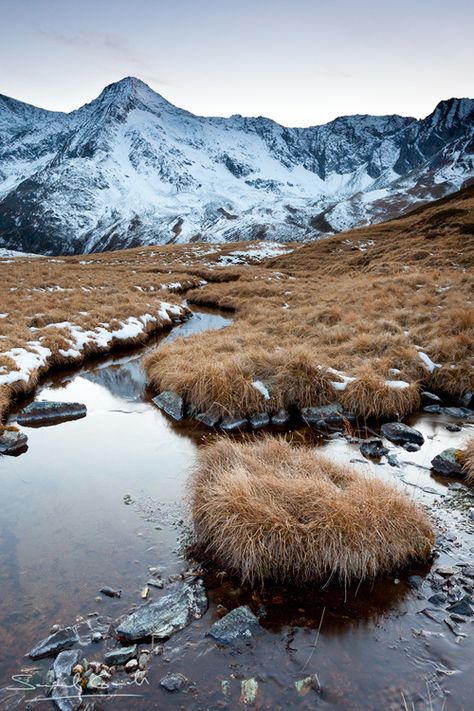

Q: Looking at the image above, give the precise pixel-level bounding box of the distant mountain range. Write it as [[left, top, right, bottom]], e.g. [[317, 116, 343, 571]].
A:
[[0, 77, 473, 254]]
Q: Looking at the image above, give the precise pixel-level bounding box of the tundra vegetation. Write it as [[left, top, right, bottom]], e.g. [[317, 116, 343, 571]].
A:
[[189, 437, 435, 584]]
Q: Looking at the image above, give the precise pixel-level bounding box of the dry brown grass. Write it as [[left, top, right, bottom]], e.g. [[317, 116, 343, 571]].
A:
[[145, 187, 474, 420], [461, 436, 474, 485], [189, 437, 435, 585]]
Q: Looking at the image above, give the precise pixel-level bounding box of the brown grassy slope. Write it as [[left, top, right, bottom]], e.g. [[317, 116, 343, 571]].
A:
[[190, 437, 434, 585], [146, 187, 474, 418]]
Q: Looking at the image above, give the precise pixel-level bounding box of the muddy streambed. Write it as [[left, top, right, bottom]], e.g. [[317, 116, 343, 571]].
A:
[[0, 308, 473, 710]]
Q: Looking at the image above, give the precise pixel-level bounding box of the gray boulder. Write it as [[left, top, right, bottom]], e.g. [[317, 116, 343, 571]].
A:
[[53, 650, 81, 679], [0, 429, 28, 455], [207, 605, 260, 644], [302, 402, 343, 427], [421, 391, 443, 406], [380, 422, 424, 446], [17, 400, 86, 426], [152, 391, 184, 421], [29, 627, 79, 659], [195, 408, 221, 427], [443, 406, 474, 420], [431, 448, 464, 477], [116, 578, 208, 641]]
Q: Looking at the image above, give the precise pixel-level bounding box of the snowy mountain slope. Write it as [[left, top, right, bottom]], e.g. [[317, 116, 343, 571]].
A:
[[0, 77, 473, 254]]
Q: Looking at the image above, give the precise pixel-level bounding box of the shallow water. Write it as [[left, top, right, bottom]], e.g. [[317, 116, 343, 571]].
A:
[[0, 310, 473, 710]]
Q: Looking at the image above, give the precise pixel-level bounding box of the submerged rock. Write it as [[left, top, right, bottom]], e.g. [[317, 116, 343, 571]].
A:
[[360, 439, 388, 459], [116, 578, 208, 641], [160, 672, 187, 692], [446, 423, 462, 432], [294, 674, 321, 696], [423, 404, 442, 414], [249, 413, 270, 429], [207, 605, 260, 644], [100, 586, 121, 598], [17, 400, 86, 426], [104, 644, 137, 666], [51, 683, 82, 711], [53, 650, 81, 679], [220, 416, 248, 432], [446, 597, 473, 616], [29, 627, 79, 659], [444, 406, 474, 420], [152, 391, 184, 421], [431, 448, 464, 477], [0, 429, 28, 455], [380, 422, 424, 446], [240, 678, 259, 705]]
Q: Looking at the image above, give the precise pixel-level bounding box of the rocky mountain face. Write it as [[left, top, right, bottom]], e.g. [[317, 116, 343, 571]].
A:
[[0, 77, 473, 254]]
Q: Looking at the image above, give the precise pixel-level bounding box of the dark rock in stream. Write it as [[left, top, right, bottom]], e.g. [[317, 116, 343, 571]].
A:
[[152, 391, 184, 421], [160, 672, 187, 692], [53, 649, 81, 679], [446, 597, 473, 616], [29, 627, 79, 659], [421, 391, 443, 407], [428, 593, 448, 606], [301, 402, 346, 428], [423, 404, 442, 414], [104, 644, 137, 665], [360, 439, 388, 459], [52, 683, 82, 711], [271, 409, 290, 426], [100, 586, 122, 598], [446, 423, 462, 432], [249, 413, 270, 429], [220, 415, 248, 432], [116, 578, 208, 641], [443, 406, 474, 420], [207, 605, 261, 644], [431, 448, 464, 477], [17, 400, 86, 426], [380, 422, 424, 446], [0, 429, 28, 455]]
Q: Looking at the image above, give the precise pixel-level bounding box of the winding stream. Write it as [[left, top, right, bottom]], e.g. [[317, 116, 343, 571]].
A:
[[0, 308, 473, 710]]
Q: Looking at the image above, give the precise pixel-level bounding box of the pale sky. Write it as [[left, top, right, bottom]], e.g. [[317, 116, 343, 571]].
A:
[[1, 0, 473, 126]]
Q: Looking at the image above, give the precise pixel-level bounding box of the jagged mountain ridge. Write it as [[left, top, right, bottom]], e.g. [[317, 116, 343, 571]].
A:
[[0, 77, 473, 254]]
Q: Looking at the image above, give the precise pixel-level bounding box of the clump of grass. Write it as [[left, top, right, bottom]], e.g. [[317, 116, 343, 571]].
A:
[[339, 371, 421, 419], [189, 437, 434, 585]]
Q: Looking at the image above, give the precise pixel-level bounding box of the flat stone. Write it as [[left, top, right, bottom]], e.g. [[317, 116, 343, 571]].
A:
[[51, 682, 82, 711], [17, 400, 86, 426], [360, 439, 388, 459], [407, 575, 423, 590], [404, 442, 421, 452], [431, 448, 463, 477], [86, 672, 108, 691], [104, 644, 138, 666], [29, 627, 79, 660], [428, 593, 448, 606], [207, 605, 260, 644], [423, 404, 442, 413], [444, 406, 474, 420], [116, 578, 208, 641], [195, 408, 221, 427], [0, 429, 28, 455], [160, 672, 187, 692], [220, 416, 248, 432], [271, 409, 290, 426], [53, 650, 81, 680], [381, 422, 424, 446], [249, 413, 270, 429], [152, 391, 184, 421], [435, 566, 457, 577], [446, 598, 473, 616]]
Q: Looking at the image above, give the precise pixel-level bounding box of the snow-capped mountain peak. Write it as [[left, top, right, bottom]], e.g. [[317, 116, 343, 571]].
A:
[[0, 78, 473, 254]]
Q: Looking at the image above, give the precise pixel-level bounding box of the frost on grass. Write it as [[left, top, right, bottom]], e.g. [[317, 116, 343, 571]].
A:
[[190, 437, 435, 586]]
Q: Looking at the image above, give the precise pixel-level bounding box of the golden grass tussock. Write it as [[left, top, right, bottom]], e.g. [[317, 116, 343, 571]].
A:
[[189, 437, 435, 585], [339, 372, 421, 419], [461, 436, 474, 485]]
